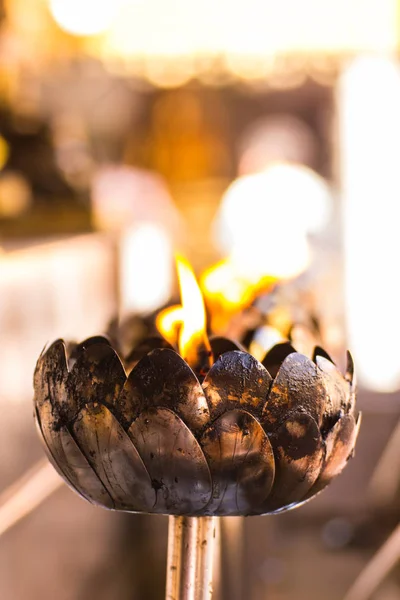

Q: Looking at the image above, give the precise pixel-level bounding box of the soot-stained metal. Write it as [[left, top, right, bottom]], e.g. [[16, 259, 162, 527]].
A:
[[34, 336, 360, 516]]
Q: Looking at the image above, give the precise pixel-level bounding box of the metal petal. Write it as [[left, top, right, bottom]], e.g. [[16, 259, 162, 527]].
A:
[[315, 355, 349, 428], [202, 351, 272, 418], [119, 348, 209, 433], [124, 336, 174, 370], [128, 407, 212, 515], [345, 351, 357, 413], [72, 404, 155, 511], [262, 342, 297, 378], [67, 341, 126, 416], [306, 412, 361, 499], [312, 346, 334, 363], [67, 336, 114, 368], [200, 409, 275, 516], [345, 350, 355, 384], [209, 337, 245, 360], [262, 353, 326, 431], [34, 339, 75, 421], [75, 335, 112, 350], [262, 412, 323, 512], [36, 401, 113, 508]]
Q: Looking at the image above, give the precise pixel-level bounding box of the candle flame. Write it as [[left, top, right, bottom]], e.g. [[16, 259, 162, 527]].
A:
[[155, 305, 183, 347], [157, 255, 212, 372], [200, 258, 278, 333], [177, 255, 211, 369]]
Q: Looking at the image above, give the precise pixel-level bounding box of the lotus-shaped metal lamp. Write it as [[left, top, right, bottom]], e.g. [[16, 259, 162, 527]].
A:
[[34, 333, 360, 516], [33, 256, 361, 600]]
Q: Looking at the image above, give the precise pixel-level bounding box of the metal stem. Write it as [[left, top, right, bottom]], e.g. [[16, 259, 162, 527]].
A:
[[166, 516, 217, 600]]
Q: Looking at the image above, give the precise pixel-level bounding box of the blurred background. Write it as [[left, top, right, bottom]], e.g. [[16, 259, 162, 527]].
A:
[[0, 1, 399, 599]]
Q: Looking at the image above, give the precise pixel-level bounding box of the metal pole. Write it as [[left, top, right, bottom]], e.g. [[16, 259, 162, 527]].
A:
[[166, 516, 217, 600], [221, 517, 244, 600]]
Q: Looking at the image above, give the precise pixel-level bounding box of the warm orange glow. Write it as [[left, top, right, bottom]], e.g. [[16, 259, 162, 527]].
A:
[[156, 256, 211, 370], [201, 259, 277, 308], [155, 305, 183, 347], [200, 258, 277, 333], [176, 256, 211, 369]]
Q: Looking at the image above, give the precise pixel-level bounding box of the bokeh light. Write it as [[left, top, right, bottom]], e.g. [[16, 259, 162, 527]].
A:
[[214, 163, 332, 280], [340, 55, 400, 392], [49, 0, 122, 36]]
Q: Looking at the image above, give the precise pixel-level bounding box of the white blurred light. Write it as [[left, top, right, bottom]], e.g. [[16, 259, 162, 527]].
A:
[[50, 0, 122, 36], [340, 56, 400, 392], [100, 0, 396, 64], [214, 164, 331, 280], [120, 224, 174, 315]]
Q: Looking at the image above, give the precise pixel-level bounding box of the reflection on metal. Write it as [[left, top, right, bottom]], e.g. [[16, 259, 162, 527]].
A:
[[166, 516, 217, 600], [0, 459, 62, 538], [34, 335, 360, 516], [343, 522, 400, 600]]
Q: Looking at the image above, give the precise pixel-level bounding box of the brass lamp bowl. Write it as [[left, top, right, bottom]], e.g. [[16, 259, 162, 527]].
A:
[[34, 336, 360, 516]]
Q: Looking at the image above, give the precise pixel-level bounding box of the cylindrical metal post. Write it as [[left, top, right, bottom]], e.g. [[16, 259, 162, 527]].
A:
[[221, 517, 244, 600], [196, 517, 217, 600], [166, 516, 217, 600]]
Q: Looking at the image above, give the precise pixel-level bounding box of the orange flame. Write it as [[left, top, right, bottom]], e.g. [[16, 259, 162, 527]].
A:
[[200, 258, 278, 333], [155, 305, 183, 347], [157, 255, 211, 371]]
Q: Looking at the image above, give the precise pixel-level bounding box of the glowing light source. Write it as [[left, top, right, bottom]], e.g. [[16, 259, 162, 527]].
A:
[[214, 164, 331, 278], [156, 305, 183, 347], [200, 259, 277, 333], [156, 256, 211, 371], [49, 0, 122, 36], [98, 0, 396, 71], [203, 164, 331, 333], [340, 55, 400, 392], [176, 256, 211, 370], [120, 224, 173, 316]]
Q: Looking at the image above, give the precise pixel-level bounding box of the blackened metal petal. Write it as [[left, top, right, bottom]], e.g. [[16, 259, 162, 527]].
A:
[[124, 336, 174, 370], [209, 337, 245, 360], [75, 335, 113, 350], [312, 346, 334, 363], [262, 412, 323, 512], [119, 348, 209, 433], [67, 336, 114, 369], [262, 353, 326, 431], [262, 342, 297, 378], [200, 409, 275, 516], [202, 351, 272, 418], [305, 412, 361, 499], [35, 402, 113, 508], [34, 339, 75, 421], [316, 356, 349, 428], [72, 404, 155, 511], [345, 351, 357, 413], [128, 407, 212, 515], [67, 342, 126, 415]]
